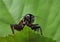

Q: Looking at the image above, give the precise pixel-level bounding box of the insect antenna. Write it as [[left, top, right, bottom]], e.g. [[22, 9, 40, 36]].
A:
[[34, 16, 45, 21], [34, 16, 44, 35]]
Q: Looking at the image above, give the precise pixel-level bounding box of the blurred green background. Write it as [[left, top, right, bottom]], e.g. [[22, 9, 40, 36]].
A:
[[0, 0, 60, 42]]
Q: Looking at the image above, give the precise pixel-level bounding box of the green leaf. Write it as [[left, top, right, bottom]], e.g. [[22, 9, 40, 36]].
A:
[[0, 26, 56, 42], [0, 0, 60, 42]]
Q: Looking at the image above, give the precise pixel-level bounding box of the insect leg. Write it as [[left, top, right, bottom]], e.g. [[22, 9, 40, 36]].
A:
[[10, 24, 15, 34], [30, 24, 43, 35], [39, 27, 43, 35], [10, 24, 25, 34]]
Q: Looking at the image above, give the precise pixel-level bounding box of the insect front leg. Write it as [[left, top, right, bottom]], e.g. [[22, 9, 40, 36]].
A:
[[39, 27, 43, 35], [30, 24, 40, 30], [30, 24, 43, 35]]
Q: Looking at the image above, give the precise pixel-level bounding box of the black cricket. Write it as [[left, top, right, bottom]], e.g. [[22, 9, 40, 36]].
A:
[[10, 14, 43, 35]]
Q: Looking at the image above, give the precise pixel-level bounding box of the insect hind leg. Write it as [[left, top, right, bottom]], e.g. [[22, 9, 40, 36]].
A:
[[10, 24, 15, 34], [10, 24, 24, 34]]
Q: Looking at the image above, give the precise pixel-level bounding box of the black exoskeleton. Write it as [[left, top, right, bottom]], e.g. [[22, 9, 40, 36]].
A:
[[10, 14, 43, 35]]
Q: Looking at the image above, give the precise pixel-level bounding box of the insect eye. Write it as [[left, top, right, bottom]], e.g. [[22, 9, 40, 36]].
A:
[[26, 15, 30, 17], [24, 14, 30, 19]]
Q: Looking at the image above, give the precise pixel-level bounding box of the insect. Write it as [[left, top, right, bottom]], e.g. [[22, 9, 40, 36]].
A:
[[10, 14, 43, 35]]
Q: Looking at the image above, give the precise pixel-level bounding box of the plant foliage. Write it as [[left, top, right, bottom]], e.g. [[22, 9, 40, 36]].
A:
[[0, 0, 60, 42]]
